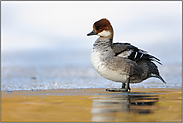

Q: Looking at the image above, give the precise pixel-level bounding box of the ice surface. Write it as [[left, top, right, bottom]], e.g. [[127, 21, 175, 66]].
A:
[[1, 63, 182, 91]]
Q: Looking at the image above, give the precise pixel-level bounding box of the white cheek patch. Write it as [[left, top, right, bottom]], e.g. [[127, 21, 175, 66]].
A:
[[97, 30, 111, 37]]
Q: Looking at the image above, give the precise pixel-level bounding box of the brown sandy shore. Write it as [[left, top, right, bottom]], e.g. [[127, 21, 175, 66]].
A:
[[1, 88, 182, 122]]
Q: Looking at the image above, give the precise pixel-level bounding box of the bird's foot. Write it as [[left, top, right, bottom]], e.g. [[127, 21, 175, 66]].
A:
[[106, 88, 130, 92]]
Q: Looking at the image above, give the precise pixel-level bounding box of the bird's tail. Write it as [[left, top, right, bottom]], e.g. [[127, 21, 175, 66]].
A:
[[151, 74, 166, 84]]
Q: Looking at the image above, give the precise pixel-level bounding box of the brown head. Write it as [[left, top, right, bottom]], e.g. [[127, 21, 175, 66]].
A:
[[87, 18, 113, 38]]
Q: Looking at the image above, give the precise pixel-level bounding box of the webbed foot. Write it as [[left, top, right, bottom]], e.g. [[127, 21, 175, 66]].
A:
[[106, 88, 130, 92]]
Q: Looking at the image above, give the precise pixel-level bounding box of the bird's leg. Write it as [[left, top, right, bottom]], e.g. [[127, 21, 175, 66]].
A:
[[126, 77, 131, 91], [117, 77, 131, 92], [122, 83, 126, 89], [106, 77, 131, 92]]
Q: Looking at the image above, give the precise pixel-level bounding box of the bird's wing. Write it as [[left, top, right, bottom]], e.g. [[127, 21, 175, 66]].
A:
[[112, 42, 162, 65]]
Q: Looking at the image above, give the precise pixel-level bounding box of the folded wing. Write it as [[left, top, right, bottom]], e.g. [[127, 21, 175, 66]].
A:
[[112, 42, 162, 65]]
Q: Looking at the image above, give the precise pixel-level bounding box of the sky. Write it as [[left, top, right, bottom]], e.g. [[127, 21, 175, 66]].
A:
[[1, 1, 182, 67]]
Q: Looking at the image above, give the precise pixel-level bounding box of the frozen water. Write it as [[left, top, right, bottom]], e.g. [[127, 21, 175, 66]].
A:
[[1, 55, 182, 91]]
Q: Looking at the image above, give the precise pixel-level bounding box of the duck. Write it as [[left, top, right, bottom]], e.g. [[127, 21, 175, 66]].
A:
[[87, 18, 166, 92]]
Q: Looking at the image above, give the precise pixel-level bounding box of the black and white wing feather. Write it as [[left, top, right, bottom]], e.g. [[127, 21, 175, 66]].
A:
[[112, 42, 162, 65]]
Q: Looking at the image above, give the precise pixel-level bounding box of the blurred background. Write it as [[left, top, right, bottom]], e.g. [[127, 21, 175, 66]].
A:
[[1, 1, 182, 91]]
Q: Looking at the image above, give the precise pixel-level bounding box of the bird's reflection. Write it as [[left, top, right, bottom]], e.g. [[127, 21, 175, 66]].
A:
[[91, 92, 159, 122]]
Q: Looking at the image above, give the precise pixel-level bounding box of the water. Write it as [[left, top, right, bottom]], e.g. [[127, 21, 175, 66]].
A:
[[1, 49, 182, 91], [91, 89, 182, 122], [1, 88, 182, 122]]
